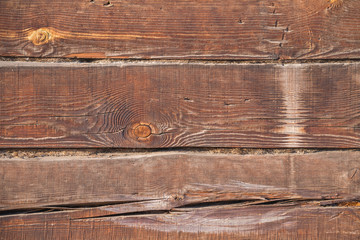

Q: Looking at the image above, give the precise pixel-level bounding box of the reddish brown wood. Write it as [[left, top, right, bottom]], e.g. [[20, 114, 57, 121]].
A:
[[0, 0, 360, 59], [2, 205, 360, 239], [1, 0, 360, 238], [1, 61, 360, 148], [1, 151, 360, 210], [1, 151, 360, 239]]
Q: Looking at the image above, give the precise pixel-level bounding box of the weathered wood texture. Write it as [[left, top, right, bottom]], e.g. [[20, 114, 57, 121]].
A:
[[1, 151, 360, 239], [2, 206, 360, 240], [2, 151, 360, 210], [1, 0, 360, 59], [1, 61, 360, 148]]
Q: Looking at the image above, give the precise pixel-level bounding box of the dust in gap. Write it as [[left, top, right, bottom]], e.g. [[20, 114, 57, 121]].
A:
[[0, 56, 359, 65], [0, 148, 357, 159]]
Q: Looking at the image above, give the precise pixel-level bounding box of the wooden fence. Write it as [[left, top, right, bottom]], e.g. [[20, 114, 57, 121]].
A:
[[1, 0, 360, 239]]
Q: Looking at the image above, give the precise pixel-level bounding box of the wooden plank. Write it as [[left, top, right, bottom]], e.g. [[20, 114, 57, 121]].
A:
[[1, 151, 360, 239], [2, 205, 360, 239], [1, 151, 360, 210], [0, 0, 360, 59], [1, 61, 359, 148]]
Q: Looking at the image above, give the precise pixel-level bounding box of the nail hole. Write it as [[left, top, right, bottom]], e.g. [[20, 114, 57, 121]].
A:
[[224, 102, 235, 106], [103, 1, 113, 7]]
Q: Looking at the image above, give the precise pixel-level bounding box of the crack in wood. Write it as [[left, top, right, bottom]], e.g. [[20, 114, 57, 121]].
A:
[[2, 196, 355, 219]]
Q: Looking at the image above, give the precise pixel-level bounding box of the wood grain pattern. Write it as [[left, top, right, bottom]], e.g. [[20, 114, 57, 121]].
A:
[[1, 151, 360, 210], [0, 0, 360, 59], [1, 61, 360, 148], [1, 151, 360, 239], [2, 205, 360, 239]]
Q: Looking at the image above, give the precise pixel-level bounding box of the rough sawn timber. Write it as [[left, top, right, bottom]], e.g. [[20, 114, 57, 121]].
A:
[[1, 151, 360, 239], [0, 0, 360, 59], [1, 61, 360, 148]]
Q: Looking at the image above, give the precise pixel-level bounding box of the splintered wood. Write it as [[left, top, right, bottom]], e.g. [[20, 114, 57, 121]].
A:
[[1, 151, 360, 239]]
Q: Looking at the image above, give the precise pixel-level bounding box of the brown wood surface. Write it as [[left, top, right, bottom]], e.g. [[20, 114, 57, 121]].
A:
[[1, 61, 360, 148], [2, 205, 360, 239], [1, 0, 360, 59], [2, 151, 360, 210], [1, 151, 360, 239], [2, 0, 360, 238]]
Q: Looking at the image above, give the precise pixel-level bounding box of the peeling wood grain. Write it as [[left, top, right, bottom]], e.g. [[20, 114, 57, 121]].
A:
[[2, 116, 358, 239], [1, 61, 360, 148], [0, 151, 360, 239], [1, 151, 360, 238], [0, 0, 360, 59], [1, 151, 360, 211], [2, 205, 360, 239]]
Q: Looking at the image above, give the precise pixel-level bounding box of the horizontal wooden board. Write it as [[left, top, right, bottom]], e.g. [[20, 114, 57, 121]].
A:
[[1, 151, 360, 239], [2, 205, 360, 239], [1, 61, 360, 148], [0, 0, 360, 59], [1, 151, 360, 210]]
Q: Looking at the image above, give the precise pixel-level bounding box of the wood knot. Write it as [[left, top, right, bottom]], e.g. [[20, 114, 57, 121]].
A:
[[133, 124, 152, 138], [29, 28, 52, 45]]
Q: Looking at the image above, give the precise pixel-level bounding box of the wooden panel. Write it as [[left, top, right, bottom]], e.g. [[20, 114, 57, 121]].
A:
[[1, 151, 360, 239], [1, 151, 360, 210], [0, 0, 360, 59], [2, 205, 360, 239], [1, 61, 359, 148]]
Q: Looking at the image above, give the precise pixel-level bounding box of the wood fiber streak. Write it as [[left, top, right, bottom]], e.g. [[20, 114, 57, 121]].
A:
[[0, 0, 360, 59], [1, 151, 360, 239], [1, 62, 360, 148]]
